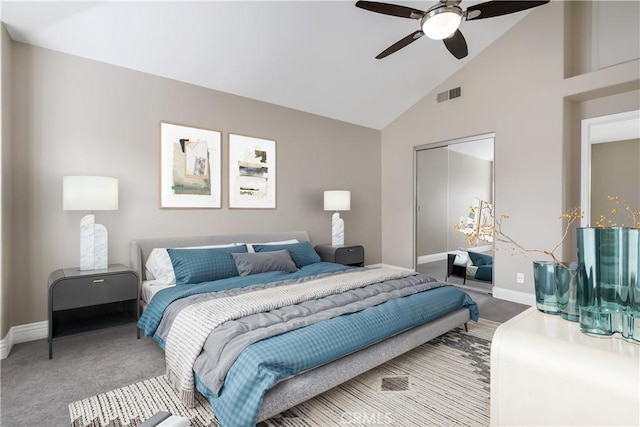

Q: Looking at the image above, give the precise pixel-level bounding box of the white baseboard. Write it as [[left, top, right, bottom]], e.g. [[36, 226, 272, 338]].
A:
[[417, 245, 494, 266], [367, 263, 415, 272], [417, 252, 448, 265], [0, 335, 9, 360], [0, 321, 48, 359], [492, 286, 535, 306]]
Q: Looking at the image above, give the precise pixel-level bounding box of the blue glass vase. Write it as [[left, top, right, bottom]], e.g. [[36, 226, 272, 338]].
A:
[[577, 227, 639, 341], [533, 261, 559, 314], [555, 262, 579, 322]]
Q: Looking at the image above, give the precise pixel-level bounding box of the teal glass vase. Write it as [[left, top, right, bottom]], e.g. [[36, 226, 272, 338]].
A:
[[577, 227, 640, 341], [555, 262, 579, 322], [533, 261, 559, 314]]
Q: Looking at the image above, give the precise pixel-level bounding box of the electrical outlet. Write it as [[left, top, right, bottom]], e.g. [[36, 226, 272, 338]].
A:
[[516, 273, 525, 284]]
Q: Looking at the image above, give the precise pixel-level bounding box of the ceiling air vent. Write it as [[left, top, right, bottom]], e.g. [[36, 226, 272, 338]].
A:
[[436, 86, 462, 103]]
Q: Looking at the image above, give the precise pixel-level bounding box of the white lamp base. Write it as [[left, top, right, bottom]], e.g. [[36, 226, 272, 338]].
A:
[[80, 213, 109, 270], [331, 212, 345, 246], [94, 224, 108, 270]]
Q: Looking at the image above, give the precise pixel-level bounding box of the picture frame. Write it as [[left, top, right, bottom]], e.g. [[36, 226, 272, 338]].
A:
[[160, 122, 222, 208], [478, 200, 494, 242], [459, 198, 481, 235], [228, 133, 276, 209]]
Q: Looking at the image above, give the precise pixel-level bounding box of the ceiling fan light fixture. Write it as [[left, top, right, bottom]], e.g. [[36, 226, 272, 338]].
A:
[[422, 6, 462, 40]]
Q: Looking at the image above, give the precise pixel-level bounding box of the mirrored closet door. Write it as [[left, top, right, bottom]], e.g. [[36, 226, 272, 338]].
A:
[[414, 134, 495, 293]]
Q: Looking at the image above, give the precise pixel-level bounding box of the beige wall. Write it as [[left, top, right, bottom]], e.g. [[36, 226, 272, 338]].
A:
[[8, 42, 381, 328], [381, 1, 640, 300], [1, 24, 13, 338]]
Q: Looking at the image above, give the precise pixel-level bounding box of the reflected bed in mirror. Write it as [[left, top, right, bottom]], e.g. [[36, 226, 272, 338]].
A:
[[581, 110, 640, 227]]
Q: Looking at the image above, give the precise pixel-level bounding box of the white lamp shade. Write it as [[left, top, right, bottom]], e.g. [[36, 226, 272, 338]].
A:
[[63, 176, 119, 211], [324, 190, 351, 211]]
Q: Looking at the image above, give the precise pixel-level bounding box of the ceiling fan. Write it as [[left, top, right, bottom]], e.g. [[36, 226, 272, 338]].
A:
[[355, 0, 550, 60]]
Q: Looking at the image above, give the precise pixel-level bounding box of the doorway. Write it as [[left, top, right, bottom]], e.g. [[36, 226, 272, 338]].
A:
[[414, 134, 495, 293]]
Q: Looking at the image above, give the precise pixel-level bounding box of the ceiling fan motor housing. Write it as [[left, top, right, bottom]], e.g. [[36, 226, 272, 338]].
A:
[[421, 5, 463, 40]]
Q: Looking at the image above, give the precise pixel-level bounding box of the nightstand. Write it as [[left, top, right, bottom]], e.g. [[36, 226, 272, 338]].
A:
[[47, 264, 139, 359], [446, 253, 467, 284], [314, 244, 365, 267]]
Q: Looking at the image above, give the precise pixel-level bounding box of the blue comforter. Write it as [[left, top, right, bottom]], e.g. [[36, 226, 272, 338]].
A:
[[138, 264, 478, 427], [138, 262, 351, 338]]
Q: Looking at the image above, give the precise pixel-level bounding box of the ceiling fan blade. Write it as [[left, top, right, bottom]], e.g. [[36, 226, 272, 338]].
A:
[[355, 1, 425, 19], [466, 1, 550, 21], [376, 30, 424, 59], [443, 29, 468, 59]]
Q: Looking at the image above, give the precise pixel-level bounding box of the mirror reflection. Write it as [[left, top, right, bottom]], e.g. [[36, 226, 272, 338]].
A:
[[415, 135, 494, 293]]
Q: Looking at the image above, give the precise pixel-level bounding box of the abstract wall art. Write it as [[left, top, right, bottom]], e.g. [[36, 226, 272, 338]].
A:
[[160, 122, 221, 208], [228, 133, 276, 209]]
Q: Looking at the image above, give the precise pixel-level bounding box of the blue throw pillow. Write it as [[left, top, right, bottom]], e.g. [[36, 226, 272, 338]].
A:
[[468, 251, 493, 267], [168, 245, 248, 285], [253, 241, 321, 268], [475, 264, 493, 282]]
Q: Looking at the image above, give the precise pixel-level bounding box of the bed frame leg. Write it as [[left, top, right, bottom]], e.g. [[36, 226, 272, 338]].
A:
[[464, 323, 468, 332]]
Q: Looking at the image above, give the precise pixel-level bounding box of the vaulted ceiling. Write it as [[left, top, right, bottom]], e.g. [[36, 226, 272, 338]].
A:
[[2, 1, 534, 129]]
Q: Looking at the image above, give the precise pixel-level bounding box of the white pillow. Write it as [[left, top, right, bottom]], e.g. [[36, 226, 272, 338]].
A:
[[237, 239, 299, 253], [145, 243, 236, 284], [453, 249, 470, 267]]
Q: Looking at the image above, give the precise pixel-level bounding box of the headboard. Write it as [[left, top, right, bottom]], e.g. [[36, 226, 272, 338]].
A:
[[129, 230, 311, 281]]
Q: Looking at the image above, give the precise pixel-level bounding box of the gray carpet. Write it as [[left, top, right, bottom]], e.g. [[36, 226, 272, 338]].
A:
[[1, 290, 528, 427], [69, 320, 499, 427]]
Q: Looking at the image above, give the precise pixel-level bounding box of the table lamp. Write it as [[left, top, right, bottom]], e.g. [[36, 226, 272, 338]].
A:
[[324, 190, 351, 246], [63, 176, 119, 270]]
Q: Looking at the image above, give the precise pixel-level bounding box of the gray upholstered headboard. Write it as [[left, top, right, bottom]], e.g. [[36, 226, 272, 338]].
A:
[[130, 231, 311, 281]]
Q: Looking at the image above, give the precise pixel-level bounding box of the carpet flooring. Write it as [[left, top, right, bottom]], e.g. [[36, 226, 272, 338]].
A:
[[69, 319, 499, 427]]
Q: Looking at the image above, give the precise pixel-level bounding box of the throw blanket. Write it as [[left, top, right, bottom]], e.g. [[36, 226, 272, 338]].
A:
[[165, 268, 413, 407]]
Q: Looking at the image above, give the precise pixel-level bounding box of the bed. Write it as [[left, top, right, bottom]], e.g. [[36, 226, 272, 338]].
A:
[[131, 231, 478, 426]]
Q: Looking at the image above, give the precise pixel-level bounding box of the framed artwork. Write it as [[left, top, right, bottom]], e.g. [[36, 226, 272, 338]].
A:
[[228, 133, 276, 209], [478, 200, 494, 242], [458, 198, 481, 235], [457, 198, 494, 243], [160, 122, 221, 208]]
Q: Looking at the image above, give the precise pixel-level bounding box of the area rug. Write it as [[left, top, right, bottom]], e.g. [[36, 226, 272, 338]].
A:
[[69, 318, 498, 427]]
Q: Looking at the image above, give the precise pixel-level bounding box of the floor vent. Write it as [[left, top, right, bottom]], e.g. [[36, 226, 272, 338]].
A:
[[437, 86, 462, 103], [380, 375, 410, 392]]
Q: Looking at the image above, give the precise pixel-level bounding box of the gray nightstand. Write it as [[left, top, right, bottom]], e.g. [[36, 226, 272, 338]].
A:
[[47, 264, 139, 359], [314, 244, 365, 267]]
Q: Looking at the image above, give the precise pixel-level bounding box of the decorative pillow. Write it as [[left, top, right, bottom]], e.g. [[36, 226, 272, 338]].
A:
[[453, 249, 470, 267], [145, 243, 236, 284], [475, 264, 493, 282], [468, 251, 493, 267], [237, 239, 299, 253], [253, 241, 321, 268], [232, 250, 298, 276], [167, 245, 248, 285]]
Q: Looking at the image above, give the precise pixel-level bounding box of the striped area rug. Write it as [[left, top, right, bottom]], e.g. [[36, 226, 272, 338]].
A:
[[69, 319, 498, 427]]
